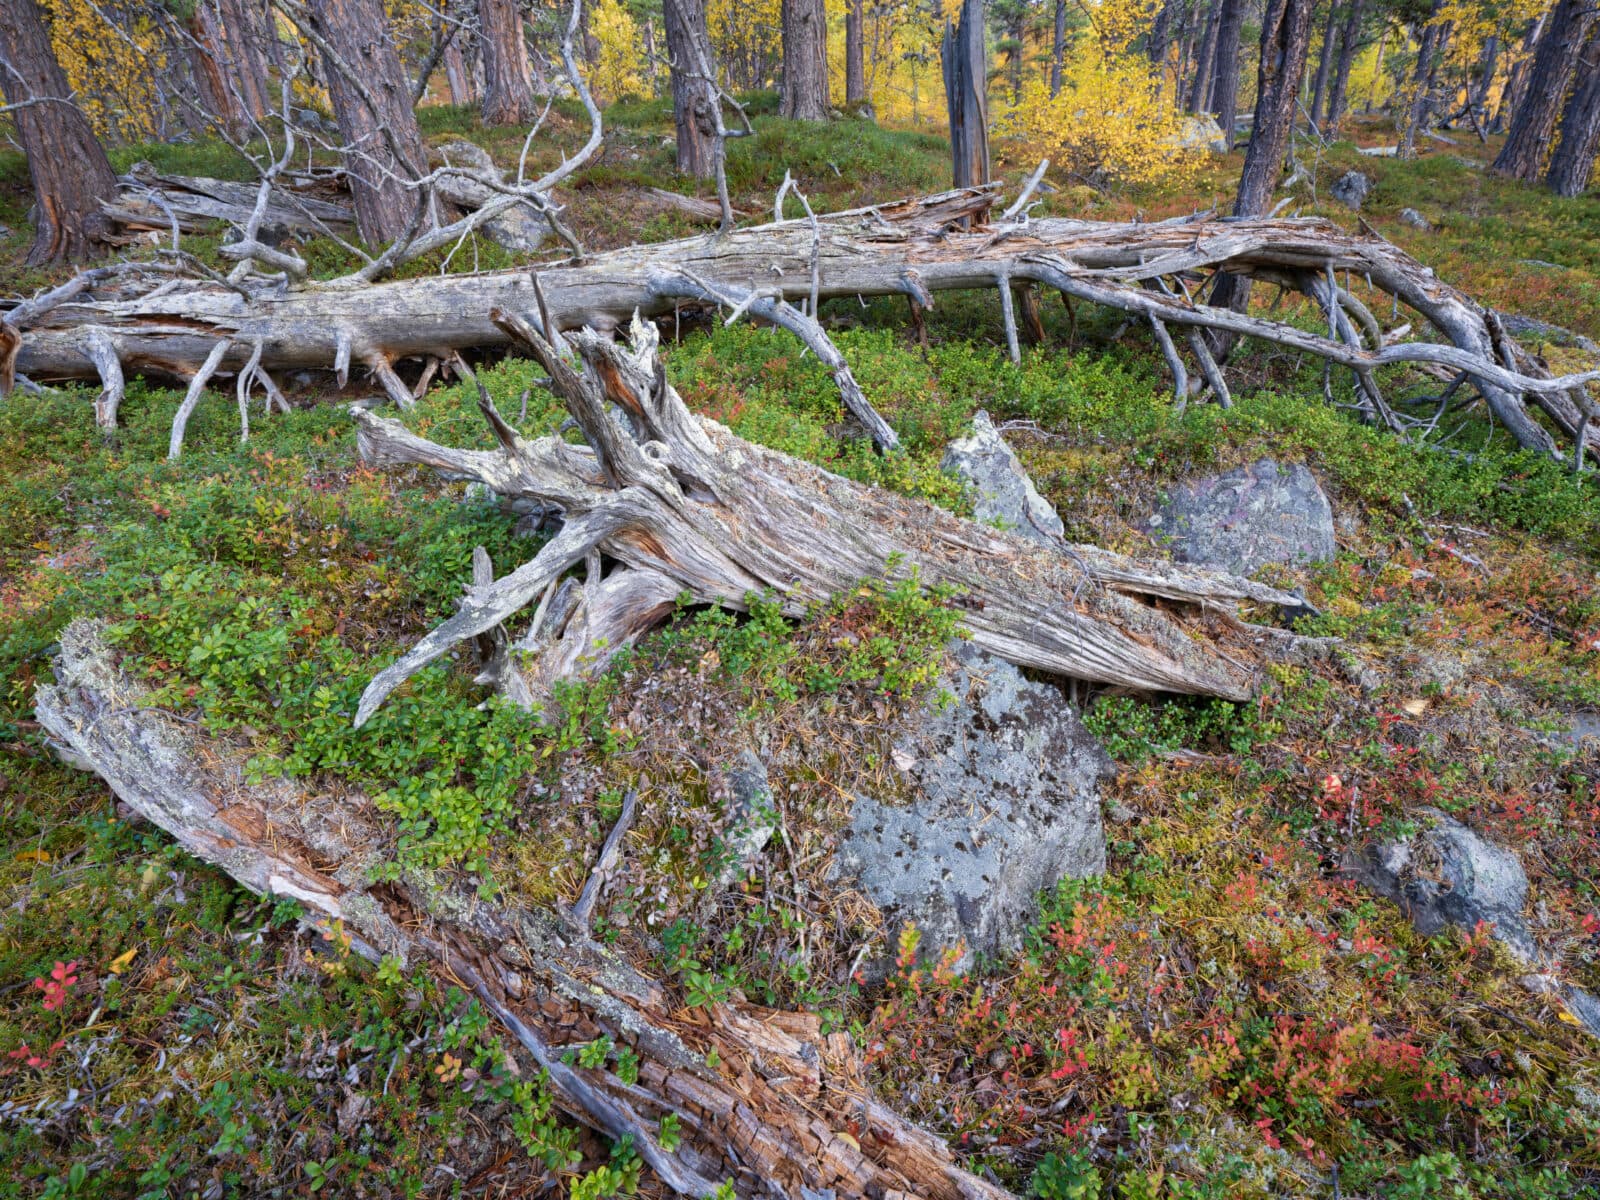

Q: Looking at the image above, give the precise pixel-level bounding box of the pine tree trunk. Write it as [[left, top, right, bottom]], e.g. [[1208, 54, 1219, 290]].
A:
[[1400, 10, 1444, 160], [1493, 0, 1596, 180], [1188, 0, 1222, 112], [846, 0, 868, 107], [1324, 0, 1364, 134], [477, 0, 535, 124], [1051, 0, 1068, 94], [663, 0, 719, 179], [942, 0, 990, 189], [1545, 30, 1600, 196], [216, 0, 273, 120], [1176, 2, 1198, 101], [188, 8, 247, 135], [1007, 7, 1025, 104], [1148, 0, 1175, 79], [1207, 0, 1315, 345], [443, 32, 476, 106], [1494, 15, 1545, 131], [1308, 0, 1340, 131], [781, 0, 830, 118], [0, 0, 119, 266], [1210, 0, 1245, 140], [304, 0, 432, 247], [1470, 34, 1498, 111]]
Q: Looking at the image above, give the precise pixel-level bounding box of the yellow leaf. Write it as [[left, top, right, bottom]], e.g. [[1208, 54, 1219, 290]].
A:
[[15, 849, 50, 863], [1401, 698, 1429, 716], [1558, 1009, 1582, 1026], [834, 1130, 861, 1151], [108, 948, 137, 975]]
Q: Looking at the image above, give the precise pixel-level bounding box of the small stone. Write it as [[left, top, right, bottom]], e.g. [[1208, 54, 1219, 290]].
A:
[[1345, 810, 1540, 965], [940, 410, 1065, 546], [717, 750, 777, 884], [1399, 207, 1434, 231], [1330, 170, 1373, 211]]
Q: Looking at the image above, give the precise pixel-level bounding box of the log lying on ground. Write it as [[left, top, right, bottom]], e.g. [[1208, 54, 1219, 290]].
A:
[[104, 163, 355, 242], [350, 307, 1304, 726], [34, 619, 1014, 1199], [7, 182, 1597, 459]]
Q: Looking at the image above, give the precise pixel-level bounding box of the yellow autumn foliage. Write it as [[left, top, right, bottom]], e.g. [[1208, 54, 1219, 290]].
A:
[[995, 43, 1196, 188], [590, 0, 646, 103], [40, 0, 166, 141]]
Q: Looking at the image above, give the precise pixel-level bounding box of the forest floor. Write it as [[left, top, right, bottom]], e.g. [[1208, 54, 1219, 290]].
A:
[[2, 108, 1599, 1199]]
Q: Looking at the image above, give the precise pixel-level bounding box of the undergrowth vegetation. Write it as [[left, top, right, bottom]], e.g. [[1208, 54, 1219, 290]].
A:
[[2, 118, 1599, 1198]]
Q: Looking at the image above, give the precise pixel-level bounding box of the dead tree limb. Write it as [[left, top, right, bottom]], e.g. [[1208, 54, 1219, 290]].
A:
[[10, 194, 1597, 459], [34, 619, 1017, 1199]]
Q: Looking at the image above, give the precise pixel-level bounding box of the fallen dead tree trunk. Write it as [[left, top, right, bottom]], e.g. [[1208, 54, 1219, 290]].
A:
[[350, 306, 1303, 725], [34, 620, 1014, 1199], [105, 164, 355, 242], [6, 182, 1597, 459]]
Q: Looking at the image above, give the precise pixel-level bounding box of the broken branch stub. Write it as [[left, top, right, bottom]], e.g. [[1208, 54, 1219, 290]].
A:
[[350, 309, 1303, 728]]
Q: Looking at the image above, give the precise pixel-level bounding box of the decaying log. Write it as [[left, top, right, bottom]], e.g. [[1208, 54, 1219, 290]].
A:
[[9, 182, 1597, 459], [350, 307, 1305, 727], [106, 164, 355, 240], [35, 619, 1017, 1199]]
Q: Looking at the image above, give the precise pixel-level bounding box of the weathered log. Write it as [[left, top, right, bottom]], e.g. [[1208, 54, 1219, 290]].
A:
[[35, 618, 1017, 1199], [9, 185, 1598, 457], [109, 164, 356, 238], [350, 307, 1307, 726]]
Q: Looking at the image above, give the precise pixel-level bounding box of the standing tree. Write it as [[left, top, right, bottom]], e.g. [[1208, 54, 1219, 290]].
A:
[[663, 0, 718, 177], [1323, 0, 1365, 135], [1493, 0, 1596, 179], [0, 0, 119, 265], [478, 0, 535, 124], [780, 0, 830, 118], [1207, 0, 1314, 345], [1545, 27, 1600, 196], [294, 0, 432, 246], [1399, 2, 1445, 159], [217, 0, 274, 121], [1209, 0, 1245, 142], [846, 0, 868, 108], [1186, 0, 1222, 111], [1051, 0, 1068, 93], [1308, 0, 1341, 132], [942, 0, 989, 188], [186, 2, 249, 134]]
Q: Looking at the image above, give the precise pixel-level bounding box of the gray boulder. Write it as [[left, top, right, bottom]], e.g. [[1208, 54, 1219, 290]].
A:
[[1330, 170, 1373, 210], [941, 410, 1065, 546], [1147, 458, 1335, 578], [429, 140, 550, 254], [832, 642, 1111, 971], [1399, 207, 1434, 231], [1343, 810, 1539, 964]]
